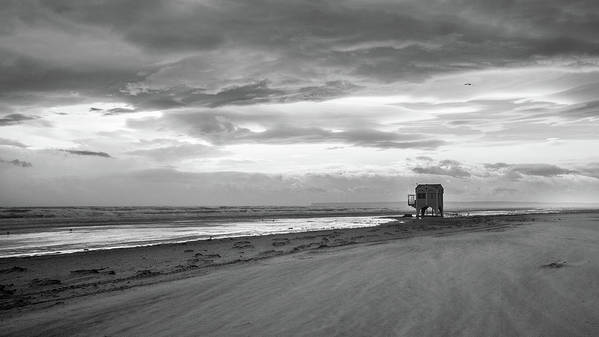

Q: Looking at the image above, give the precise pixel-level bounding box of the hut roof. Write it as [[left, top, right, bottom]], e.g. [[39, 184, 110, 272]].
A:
[[416, 184, 444, 191]]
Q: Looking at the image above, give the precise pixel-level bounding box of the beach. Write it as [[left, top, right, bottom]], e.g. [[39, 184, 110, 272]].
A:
[[1, 212, 598, 336]]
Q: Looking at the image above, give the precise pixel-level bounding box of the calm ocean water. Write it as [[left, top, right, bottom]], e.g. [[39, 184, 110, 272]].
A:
[[0, 203, 585, 258]]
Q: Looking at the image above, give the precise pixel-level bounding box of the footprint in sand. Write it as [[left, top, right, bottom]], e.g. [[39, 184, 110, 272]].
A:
[[70, 268, 107, 275], [29, 278, 62, 287], [272, 238, 290, 247], [233, 241, 254, 249], [0, 284, 16, 296], [195, 253, 221, 259], [0, 266, 27, 273], [135, 270, 160, 277], [541, 260, 567, 269]]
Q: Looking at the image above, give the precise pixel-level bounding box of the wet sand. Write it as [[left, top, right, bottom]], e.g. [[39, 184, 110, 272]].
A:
[[1, 212, 598, 336]]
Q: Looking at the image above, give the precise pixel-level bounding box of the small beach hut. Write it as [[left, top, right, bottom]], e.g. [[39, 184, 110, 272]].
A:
[[408, 184, 444, 217]]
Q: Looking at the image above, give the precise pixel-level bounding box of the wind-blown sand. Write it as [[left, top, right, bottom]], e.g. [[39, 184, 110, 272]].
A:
[[1, 212, 598, 336]]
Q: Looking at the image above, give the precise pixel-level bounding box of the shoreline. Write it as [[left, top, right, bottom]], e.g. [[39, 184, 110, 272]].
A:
[[0, 213, 536, 313], [2, 209, 589, 259], [1, 212, 545, 260], [0, 209, 400, 231]]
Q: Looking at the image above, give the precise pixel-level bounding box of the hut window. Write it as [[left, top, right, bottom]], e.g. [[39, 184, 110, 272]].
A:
[[417, 193, 426, 199]]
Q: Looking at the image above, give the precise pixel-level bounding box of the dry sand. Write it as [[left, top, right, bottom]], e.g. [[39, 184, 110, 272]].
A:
[[1, 212, 598, 336]]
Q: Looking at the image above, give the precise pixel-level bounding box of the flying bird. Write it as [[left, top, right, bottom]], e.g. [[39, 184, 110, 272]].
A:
[[464, 83, 472, 86]]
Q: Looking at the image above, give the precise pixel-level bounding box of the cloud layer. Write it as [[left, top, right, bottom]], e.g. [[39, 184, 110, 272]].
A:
[[1, 0, 598, 205]]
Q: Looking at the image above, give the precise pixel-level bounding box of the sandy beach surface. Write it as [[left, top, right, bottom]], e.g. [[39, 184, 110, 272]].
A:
[[1, 212, 598, 336]]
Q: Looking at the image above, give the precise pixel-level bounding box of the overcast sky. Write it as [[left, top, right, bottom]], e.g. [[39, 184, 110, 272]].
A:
[[1, 0, 599, 206]]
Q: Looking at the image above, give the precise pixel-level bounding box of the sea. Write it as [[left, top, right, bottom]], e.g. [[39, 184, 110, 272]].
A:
[[0, 202, 595, 258]]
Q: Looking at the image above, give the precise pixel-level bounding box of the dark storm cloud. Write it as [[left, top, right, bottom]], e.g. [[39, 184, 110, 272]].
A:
[[412, 159, 471, 178], [0, 158, 32, 167], [0, 49, 148, 96], [122, 80, 359, 110], [165, 81, 285, 108], [39, 0, 224, 52], [0, 113, 37, 126], [59, 149, 112, 158], [37, 0, 599, 55], [2, 0, 598, 110]]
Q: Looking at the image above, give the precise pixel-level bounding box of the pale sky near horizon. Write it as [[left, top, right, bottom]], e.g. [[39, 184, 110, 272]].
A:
[[1, 0, 599, 206]]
